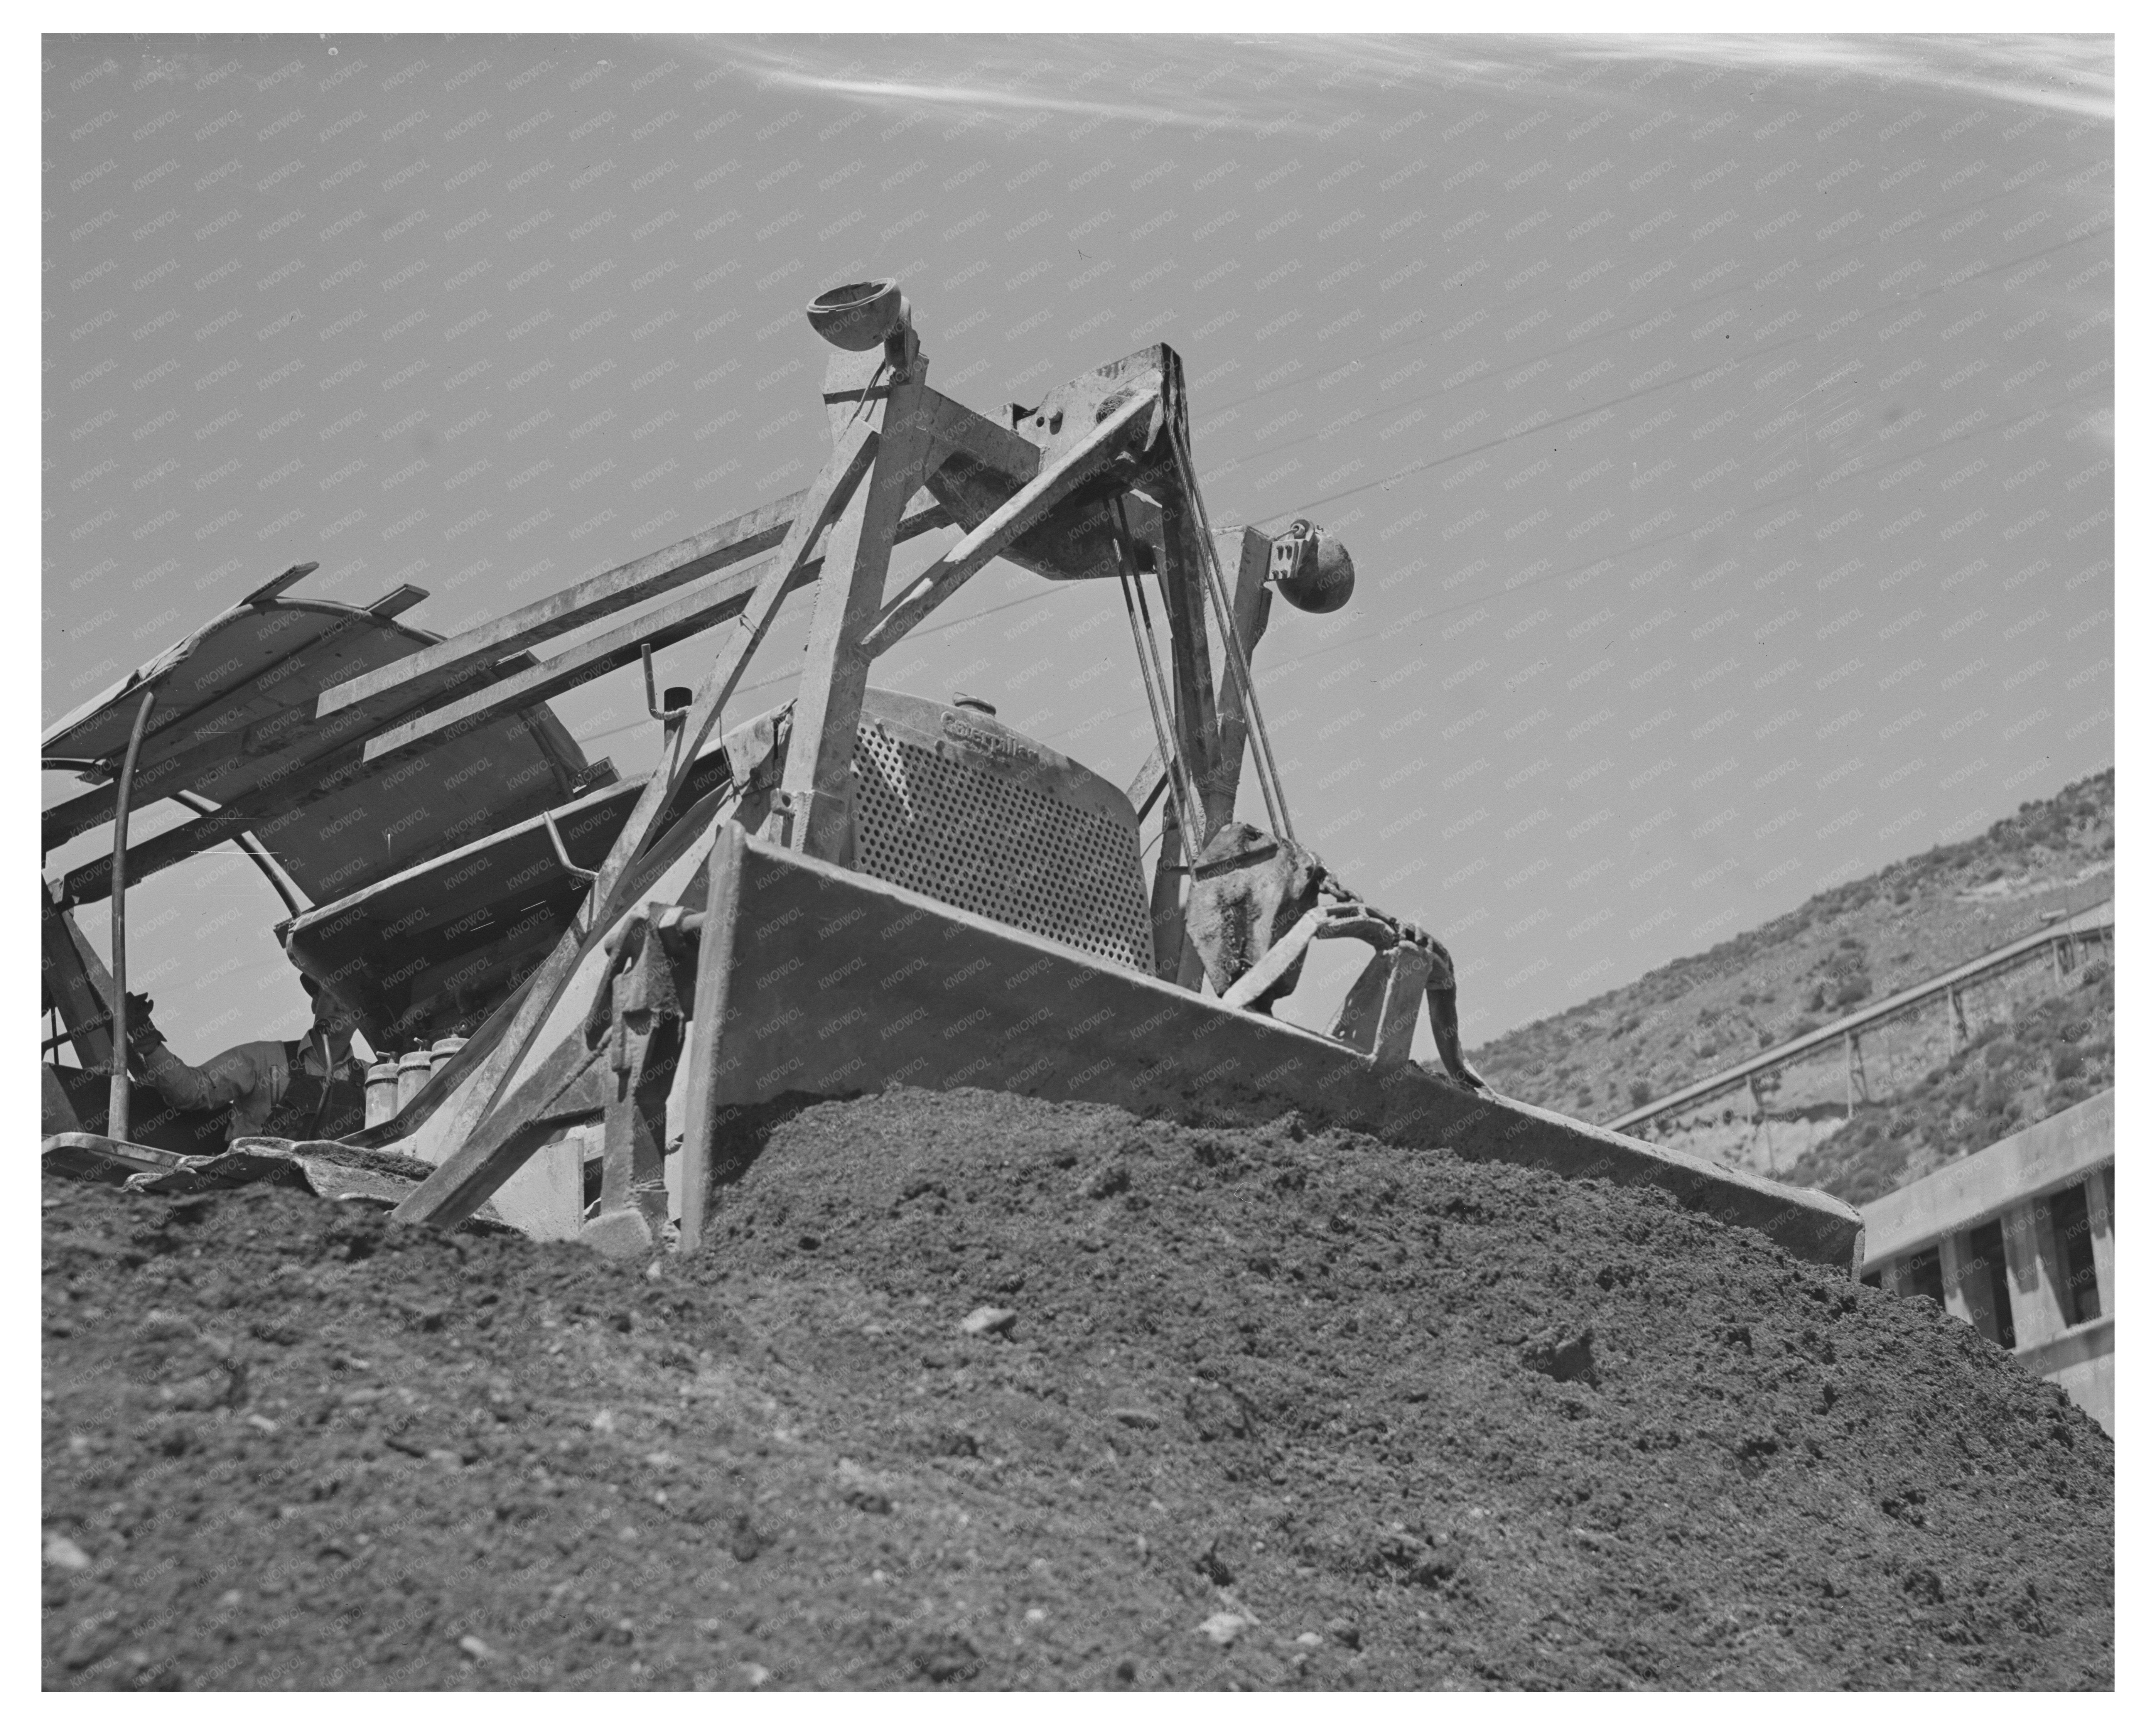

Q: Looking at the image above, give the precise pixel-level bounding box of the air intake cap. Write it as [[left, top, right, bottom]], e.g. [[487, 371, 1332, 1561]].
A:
[[807, 279, 911, 352]]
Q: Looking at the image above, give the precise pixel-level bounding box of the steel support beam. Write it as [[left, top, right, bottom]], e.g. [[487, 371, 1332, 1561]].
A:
[[772, 344, 939, 862], [328, 390, 1030, 723], [40, 883, 117, 1072], [317, 496, 807, 718], [858, 385, 1159, 659], [58, 501, 951, 905], [422, 417, 886, 1160]]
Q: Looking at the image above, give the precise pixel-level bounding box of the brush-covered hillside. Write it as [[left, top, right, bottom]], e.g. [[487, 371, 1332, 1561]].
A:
[[1465, 771, 2114, 1143], [1783, 962, 2113, 1206]]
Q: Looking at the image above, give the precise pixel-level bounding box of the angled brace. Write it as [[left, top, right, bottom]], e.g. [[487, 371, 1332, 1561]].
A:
[[1329, 943, 1436, 1066], [1218, 901, 1399, 1010], [857, 384, 1161, 659], [1217, 899, 1455, 1073], [404, 420, 882, 1193]]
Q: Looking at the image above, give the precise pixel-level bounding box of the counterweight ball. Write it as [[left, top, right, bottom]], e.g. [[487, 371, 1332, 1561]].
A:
[[806, 279, 911, 352], [1272, 522, 1355, 614]]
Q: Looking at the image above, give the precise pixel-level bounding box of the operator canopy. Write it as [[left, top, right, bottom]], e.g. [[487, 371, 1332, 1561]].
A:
[[41, 567, 599, 912]]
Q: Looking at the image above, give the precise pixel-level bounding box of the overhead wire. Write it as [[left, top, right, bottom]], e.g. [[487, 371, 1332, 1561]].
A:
[[1232, 226, 2111, 523], [564, 223, 2110, 754], [1199, 186, 2093, 421]]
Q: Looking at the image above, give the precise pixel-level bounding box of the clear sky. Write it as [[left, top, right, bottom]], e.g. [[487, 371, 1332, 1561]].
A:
[[41, 32, 2113, 1061]]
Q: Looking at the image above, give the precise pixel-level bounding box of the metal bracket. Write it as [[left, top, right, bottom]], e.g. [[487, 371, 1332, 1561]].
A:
[[1215, 896, 1478, 1081], [542, 808, 599, 884], [1330, 942, 1437, 1064], [587, 903, 709, 1246], [641, 644, 688, 726]]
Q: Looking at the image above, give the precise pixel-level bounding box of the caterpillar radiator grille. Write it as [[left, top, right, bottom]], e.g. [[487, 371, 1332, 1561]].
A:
[[849, 690, 1154, 972]]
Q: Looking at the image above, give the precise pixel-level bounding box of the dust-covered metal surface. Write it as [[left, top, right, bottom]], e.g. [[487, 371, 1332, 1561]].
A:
[[687, 835, 1865, 1273], [42, 589, 597, 910], [850, 688, 1154, 972], [280, 746, 734, 1052], [39, 1130, 514, 1231]]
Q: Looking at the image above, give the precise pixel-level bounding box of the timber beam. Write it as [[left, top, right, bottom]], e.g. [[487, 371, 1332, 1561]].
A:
[[360, 498, 952, 768], [314, 495, 808, 720], [56, 497, 953, 906], [316, 388, 1032, 724]]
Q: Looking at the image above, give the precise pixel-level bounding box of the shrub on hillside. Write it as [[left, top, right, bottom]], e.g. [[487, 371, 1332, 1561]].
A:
[[1784, 965, 2113, 1203], [1465, 769, 2112, 1114]]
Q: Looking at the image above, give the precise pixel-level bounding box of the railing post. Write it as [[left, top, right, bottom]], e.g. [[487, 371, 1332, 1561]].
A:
[[2082, 1169, 2115, 1323], [105, 688, 157, 1144], [2000, 1196, 2069, 1350]]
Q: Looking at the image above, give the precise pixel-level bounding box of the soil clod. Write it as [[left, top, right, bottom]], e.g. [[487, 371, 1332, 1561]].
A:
[[1518, 1325, 1599, 1387]]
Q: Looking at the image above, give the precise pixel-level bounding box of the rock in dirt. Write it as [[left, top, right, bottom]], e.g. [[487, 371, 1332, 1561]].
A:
[[1197, 1612, 1248, 1647], [1083, 1162, 1131, 1199], [958, 1305, 1017, 1338], [61, 1613, 123, 1673], [42, 1085, 2112, 1690], [910, 1630, 981, 1683], [45, 1532, 91, 1572], [1518, 1325, 1599, 1386], [1183, 1379, 1254, 1441]]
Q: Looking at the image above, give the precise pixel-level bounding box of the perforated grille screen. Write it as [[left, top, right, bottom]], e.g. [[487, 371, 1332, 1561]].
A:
[[852, 725, 1154, 972]]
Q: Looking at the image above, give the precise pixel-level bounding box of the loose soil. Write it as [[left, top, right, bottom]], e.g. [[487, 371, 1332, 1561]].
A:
[[44, 1087, 2112, 1690]]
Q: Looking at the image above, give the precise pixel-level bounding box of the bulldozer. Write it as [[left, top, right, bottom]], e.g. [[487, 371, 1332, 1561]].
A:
[[41, 278, 1862, 1274]]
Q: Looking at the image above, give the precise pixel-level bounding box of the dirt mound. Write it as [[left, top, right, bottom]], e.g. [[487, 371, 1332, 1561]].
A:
[[44, 1087, 2112, 1689]]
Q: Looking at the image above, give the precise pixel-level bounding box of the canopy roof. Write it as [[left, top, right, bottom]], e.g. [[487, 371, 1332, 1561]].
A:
[[42, 570, 599, 912]]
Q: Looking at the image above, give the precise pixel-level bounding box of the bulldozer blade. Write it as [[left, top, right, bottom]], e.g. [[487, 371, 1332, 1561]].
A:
[[665, 837, 1861, 1272]]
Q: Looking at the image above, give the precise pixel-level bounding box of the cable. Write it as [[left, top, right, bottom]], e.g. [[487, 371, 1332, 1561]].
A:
[[1167, 411, 1294, 842], [577, 361, 2107, 761], [562, 221, 2110, 755], [1111, 495, 1206, 849], [1229, 226, 2112, 525], [1201, 195, 2099, 420]]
